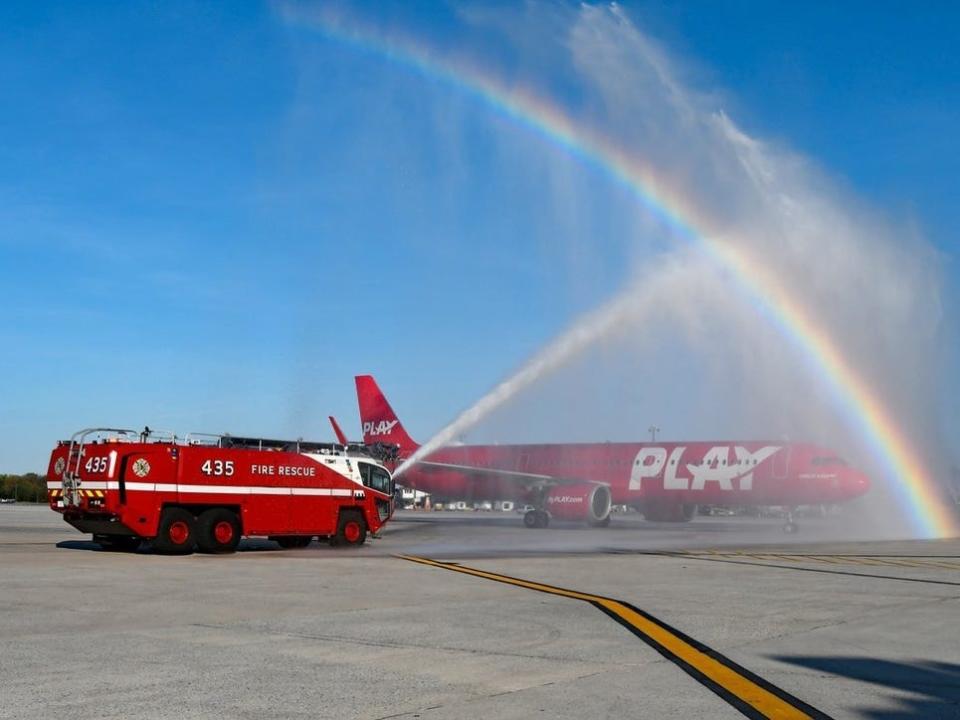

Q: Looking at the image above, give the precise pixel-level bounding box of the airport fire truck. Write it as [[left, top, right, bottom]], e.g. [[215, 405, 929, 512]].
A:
[[46, 428, 396, 554]]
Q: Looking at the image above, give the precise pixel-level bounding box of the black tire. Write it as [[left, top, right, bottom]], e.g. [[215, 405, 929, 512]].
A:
[[590, 515, 611, 528], [273, 535, 312, 549], [331, 510, 367, 546], [151, 507, 197, 555], [196, 508, 242, 554], [94, 534, 141, 552], [523, 510, 550, 528]]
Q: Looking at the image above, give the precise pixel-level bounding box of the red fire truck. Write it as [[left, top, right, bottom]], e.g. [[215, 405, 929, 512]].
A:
[[46, 427, 396, 554]]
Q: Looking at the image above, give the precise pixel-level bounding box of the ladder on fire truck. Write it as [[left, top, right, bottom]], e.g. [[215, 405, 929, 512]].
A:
[[62, 427, 175, 506]]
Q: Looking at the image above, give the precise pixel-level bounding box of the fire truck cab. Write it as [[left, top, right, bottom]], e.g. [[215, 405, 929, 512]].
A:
[[47, 427, 395, 554]]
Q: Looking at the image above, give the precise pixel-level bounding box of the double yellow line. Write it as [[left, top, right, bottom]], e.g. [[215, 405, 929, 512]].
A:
[[400, 555, 830, 720]]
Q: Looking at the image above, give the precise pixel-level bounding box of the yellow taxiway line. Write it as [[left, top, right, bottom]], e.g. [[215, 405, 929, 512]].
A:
[[399, 554, 830, 720]]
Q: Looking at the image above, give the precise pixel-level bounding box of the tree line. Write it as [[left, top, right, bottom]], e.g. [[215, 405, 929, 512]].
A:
[[0, 474, 47, 503]]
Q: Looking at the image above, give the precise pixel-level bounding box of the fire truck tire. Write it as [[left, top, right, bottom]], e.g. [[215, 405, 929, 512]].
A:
[[94, 534, 142, 552], [331, 510, 367, 547], [196, 509, 242, 554], [152, 508, 197, 555]]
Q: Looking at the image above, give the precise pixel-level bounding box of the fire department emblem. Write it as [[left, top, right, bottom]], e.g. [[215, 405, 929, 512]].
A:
[[54, 458, 66, 476], [132, 459, 151, 478]]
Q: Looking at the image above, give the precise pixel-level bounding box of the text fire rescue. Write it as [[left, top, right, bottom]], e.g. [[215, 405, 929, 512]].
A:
[[250, 464, 317, 477]]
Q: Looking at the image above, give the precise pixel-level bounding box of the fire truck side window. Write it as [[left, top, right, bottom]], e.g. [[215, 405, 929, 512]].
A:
[[359, 463, 391, 494], [358, 463, 372, 485]]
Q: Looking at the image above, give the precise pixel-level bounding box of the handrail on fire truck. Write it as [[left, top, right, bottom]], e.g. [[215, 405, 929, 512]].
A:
[[182, 432, 227, 447]]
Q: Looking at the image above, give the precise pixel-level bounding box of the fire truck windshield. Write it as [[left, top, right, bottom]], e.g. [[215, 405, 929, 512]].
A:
[[359, 462, 392, 495]]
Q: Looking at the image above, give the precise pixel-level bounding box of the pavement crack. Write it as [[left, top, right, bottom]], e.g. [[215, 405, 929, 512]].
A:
[[485, 671, 603, 698], [189, 622, 621, 665], [369, 671, 606, 719]]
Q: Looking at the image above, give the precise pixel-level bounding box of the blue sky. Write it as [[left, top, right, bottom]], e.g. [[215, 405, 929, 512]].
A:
[[1, 1, 957, 472]]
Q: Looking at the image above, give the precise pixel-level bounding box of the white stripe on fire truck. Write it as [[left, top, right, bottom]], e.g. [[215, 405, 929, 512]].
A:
[[46, 480, 354, 497], [45, 481, 113, 490], [127, 482, 354, 497]]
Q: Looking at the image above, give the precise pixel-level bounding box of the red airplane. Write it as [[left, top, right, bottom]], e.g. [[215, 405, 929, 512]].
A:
[[355, 375, 870, 532]]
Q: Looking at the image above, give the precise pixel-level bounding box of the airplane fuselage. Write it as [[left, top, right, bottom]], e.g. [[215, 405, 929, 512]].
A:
[[354, 374, 871, 525], [398, 441, 869, 508]]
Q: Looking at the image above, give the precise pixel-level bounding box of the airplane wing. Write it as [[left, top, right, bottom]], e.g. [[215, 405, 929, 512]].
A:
[[409, 460, 588, 491]]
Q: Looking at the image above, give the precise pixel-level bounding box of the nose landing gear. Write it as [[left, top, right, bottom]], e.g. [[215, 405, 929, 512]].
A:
[[782, 508, 799, 534]]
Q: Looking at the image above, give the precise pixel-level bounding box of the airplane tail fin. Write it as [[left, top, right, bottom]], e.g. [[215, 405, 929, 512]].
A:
[[355, 375, 419, 456]]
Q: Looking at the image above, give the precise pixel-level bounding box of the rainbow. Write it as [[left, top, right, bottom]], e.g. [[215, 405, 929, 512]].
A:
[[284, 10, 958, 538]]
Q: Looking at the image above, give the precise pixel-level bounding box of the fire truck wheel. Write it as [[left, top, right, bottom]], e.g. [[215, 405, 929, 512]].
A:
[[331, 510, 367, 547], [152, 508, 197, 555], [196, 509, 242, 554]]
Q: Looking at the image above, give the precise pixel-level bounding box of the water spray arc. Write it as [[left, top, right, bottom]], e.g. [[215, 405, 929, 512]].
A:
[[284, 7, 958, 538]]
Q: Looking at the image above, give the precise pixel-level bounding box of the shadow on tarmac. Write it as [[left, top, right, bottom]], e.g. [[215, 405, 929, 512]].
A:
[[56, 540, 115, 552], [774, 655, 960, 719], [55, 539, 286, 554], [56, 538, 349, 558]]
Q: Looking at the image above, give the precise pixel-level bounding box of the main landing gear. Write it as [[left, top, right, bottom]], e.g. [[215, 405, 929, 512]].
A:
[[523, 487, 551, 529], [782, 508, 799, 534], [523, 509, 550, 529]]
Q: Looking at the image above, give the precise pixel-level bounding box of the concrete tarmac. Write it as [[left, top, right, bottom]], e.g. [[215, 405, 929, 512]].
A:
[[1, 505, 959, 719]]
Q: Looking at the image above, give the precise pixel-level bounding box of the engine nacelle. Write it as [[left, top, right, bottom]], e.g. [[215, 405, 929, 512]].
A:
[[545, 483, 612, 524]]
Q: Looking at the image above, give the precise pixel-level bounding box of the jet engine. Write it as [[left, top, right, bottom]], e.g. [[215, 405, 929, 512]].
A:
[[545, 483, 612, 525]]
